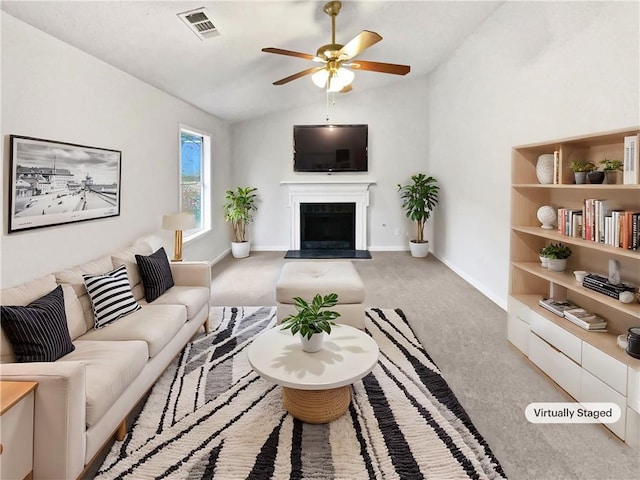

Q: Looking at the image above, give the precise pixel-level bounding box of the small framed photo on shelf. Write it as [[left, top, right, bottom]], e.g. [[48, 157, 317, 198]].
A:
[[8, 135, 121, 233]]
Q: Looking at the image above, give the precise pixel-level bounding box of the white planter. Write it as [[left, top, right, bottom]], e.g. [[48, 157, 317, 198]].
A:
[[300, 332, 324, 353], [547, 258, 568, 272], [409, 241, 430, 258], [231, 241, 251, 258], [539, 255, 549, 268]]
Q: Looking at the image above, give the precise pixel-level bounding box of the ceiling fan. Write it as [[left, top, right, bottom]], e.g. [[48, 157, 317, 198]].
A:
[[262, 1, 410, 93]]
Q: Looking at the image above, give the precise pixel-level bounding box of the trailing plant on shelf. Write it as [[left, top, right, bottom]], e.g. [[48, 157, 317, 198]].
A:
[[544, 243, 572, 259], [543, 243, 572, 272], [280, 293, 340, 340], [569, 161, 596, 173], [601, 158, 623, 171], [397, 173, 440, 258]]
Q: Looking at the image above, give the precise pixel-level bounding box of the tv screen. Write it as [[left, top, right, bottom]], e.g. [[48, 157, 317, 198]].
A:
[[293, 124, 368, 172]]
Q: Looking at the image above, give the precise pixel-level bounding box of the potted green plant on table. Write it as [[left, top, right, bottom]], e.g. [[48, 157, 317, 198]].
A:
[[601, 158, 623, 185], [397, 173, 440, 258], [569, 161, 596, 184], [223, 186, 258, 258], [544, 243, 572, 272], [280, 293, 341, 353]]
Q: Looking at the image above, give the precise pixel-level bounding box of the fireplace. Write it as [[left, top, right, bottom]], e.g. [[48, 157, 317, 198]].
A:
[[300, 203, 355, 250], [281, 179, 375, 255]]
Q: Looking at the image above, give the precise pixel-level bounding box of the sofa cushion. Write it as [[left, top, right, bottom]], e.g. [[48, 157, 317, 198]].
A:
[[1, 285, 75, 362], [138, 285, 209, 320], [77, 304, 186, 358], [135, 247, 175, 303], [61, 340, 148, 427], [111, 241, 153, 301], [83, 265, 141, 329]]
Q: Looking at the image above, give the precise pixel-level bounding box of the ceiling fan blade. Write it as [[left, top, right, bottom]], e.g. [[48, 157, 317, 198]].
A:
[[273, 67, 324, 85], [262, 47, 322, 62], [339, 84, 353, 94], [348, 59, 410, 76], [338, 30, 382, 60]]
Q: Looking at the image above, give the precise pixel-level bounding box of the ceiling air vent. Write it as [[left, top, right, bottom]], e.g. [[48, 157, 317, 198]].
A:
[[177, 7, 219, 40]]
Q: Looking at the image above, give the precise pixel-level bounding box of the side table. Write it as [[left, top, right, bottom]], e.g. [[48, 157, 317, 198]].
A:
[[0, 381, 38, 480]]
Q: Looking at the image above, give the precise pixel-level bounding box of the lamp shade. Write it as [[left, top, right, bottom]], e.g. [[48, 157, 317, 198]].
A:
[[311, 67, 354, 92], [162, 212, 196, 231]]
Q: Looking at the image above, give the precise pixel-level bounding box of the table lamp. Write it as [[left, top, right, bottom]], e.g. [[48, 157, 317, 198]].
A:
[[162, 212, 196, 261]]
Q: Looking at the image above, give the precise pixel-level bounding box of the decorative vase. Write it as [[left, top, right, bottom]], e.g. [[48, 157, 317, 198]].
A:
[[536, 206, 557, 230], [300, 332, 324, 353], [574, 172, 587, 184], [231, 241, 251, 258], [536, 154, 555, 184], [547, 258, 567, 272], [409, 240, 430, 258], [587, 171, 604, 184]]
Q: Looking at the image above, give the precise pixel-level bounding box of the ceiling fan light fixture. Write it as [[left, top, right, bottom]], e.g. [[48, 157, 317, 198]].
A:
[[312, 67, 354, 92]]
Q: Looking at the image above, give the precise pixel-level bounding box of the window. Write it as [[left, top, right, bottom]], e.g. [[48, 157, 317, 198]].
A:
[[179, 126, 211, 239]]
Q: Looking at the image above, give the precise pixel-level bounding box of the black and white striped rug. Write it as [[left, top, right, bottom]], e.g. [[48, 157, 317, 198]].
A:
[[97, 307, 506, 480]]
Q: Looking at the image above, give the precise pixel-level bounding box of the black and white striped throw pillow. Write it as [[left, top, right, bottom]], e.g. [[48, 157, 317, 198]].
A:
[[135, 247, 175, 303], [83, 264, 141, 329], [1, 285, 75, 362]]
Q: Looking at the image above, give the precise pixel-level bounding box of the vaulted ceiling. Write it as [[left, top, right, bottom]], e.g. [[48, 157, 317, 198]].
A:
[[2, 1, 503, 123]]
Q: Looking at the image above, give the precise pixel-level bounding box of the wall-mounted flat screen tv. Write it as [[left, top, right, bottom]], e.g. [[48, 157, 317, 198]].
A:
[[293, 124, 368, 172]]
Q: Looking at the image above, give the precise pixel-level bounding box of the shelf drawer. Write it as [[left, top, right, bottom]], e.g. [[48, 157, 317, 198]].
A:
[[529, 332, 581, 398], [580, 369, 627, 440], [508, 296, 530, 324], [626, 407, 640, 450], [582, 342, 627, 395], [507, 313, 530, 355], [529, 311, 582, 364], [629, 367, 640, 414]]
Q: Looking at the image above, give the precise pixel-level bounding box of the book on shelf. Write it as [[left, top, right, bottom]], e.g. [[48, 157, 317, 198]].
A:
[[583, 274, 635, 300], [553, 150, 560, 184], [623, 134, 639, 184], [538, 298, 580, 317], [563, 308, 608, 330]]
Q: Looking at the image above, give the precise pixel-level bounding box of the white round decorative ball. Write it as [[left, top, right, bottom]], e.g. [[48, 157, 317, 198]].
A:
[[537, 206, 557, 230], [619, 291, 634, 304]]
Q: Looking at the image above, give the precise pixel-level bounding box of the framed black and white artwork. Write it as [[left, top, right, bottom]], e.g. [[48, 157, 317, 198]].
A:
[[8, 135, 122, 233]]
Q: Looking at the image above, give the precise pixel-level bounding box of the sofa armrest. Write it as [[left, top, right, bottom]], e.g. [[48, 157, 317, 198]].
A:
[[1, 361, 87, 480], [170, 261, 211, 288]]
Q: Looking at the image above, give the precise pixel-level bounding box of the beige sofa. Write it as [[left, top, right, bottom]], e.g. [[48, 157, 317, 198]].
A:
[[0, 235, 211, 480]]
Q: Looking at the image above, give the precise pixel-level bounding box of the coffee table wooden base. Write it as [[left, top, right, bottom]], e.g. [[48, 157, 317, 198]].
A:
[[282, 385, 351, 424]]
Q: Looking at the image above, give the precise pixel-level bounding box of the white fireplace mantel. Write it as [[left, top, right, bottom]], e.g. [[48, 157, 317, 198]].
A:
[[281, 180, 376, 250]]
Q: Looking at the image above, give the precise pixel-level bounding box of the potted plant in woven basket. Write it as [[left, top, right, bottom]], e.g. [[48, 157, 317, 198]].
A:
[[280, 293, 341, 353], [224, 186, 258, 258], [397, 173, 440, 258]]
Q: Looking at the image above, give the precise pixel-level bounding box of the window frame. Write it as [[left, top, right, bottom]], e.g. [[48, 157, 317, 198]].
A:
[[178, 124, 211, 241]]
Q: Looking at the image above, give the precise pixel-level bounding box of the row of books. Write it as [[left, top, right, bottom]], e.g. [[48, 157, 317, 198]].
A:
[[538, 298, 607, 331], [556, 202, 640, 250]]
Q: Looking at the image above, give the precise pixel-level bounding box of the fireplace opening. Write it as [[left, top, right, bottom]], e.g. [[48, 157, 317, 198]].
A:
[[300, 203, 355, 250]]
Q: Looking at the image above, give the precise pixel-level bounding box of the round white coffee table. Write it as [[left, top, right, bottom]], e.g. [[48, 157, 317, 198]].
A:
[[247, 324, 379, 423]]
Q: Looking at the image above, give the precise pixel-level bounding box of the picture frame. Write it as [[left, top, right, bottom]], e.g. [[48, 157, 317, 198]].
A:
[[8, 135, 121, 233]]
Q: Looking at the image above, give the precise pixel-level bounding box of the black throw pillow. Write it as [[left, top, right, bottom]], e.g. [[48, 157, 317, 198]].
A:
[[1, 285, 75, 362], [135, 247, 175, 303]]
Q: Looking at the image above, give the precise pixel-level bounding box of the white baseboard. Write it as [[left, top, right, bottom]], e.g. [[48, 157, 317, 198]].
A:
[[432, 253, 507, 311], [368, 246, 409, 252], [211, 248, 231, 265]]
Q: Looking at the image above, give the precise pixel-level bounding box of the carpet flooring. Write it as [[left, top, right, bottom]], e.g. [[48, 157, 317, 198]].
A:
[[96, 307, 505, 479]]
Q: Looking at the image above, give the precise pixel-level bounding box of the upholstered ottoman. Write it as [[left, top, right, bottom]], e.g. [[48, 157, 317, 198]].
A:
[[276, 261, 365, 329]]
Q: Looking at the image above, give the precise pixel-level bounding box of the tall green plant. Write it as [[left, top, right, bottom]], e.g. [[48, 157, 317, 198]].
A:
[[397, 174, 440, 243], [223, 186, 258, 242]]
